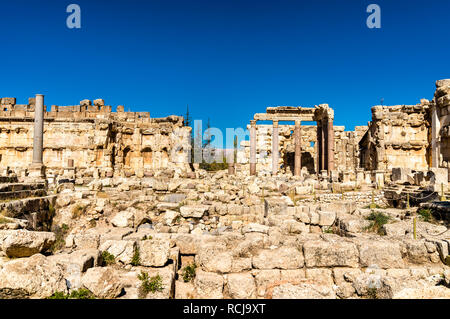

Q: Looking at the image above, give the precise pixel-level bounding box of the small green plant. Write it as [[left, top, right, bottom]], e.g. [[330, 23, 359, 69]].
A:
[[365, 211, 390, 235], [142, 235, 153, 240], [101, 251, 116, 266], [138, 272, 163, 298], [48, 203, 55, 216], [181, 263, 197, 282], [47, 291, 68, 299], [47, 288, 95, 299], [69, 288, 95, 299], [323, 226, 335, 234], [131, 246, 140, 266], [417, 208, 434, 223]]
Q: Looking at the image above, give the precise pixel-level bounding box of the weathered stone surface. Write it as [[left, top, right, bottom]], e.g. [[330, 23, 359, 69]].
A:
[[138, 239, 170, 267], [270, 282, 336, 299], [358, 241, 405, 269], [0, 254, 67, 298], [252, 247, 303, 269], [0, 230, 55, 258], [303, 240, 359, 268], [81, 267, 124, 298], [197, 243, 232, 273], [99, 240, 136, 264], [180, 205, 209, 218], [226, 273, 256, 299], [318, 211, 336, 226], [194, 270, 224, 299]]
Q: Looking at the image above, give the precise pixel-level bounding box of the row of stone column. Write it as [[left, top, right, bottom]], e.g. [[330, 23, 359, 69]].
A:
[[249, 119, 302, 176], [249, 118, 334, 176], [317, 119, 335, 173]]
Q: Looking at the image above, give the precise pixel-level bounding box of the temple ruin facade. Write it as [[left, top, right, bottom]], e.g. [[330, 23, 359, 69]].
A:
[[0, 97, 191, 183]]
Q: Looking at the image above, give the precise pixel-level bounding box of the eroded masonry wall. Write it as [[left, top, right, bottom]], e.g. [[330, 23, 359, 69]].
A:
[[359, 103, 430, 172], [237, 124, 367, 174], [433, 79, 450, 167], [0, 98, 191, 178]]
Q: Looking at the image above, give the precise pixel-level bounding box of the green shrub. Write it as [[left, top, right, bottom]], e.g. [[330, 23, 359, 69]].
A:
[[417, 208, 434, 223], [101, 251, 116, 266], [69, 289, 95, 299], [47, 291, 68, 299], [365, 211, 390, 235], [47, 289, 95, 299], [181, 263, 197, 282], [138, 272, 164, 298], [131, 247, 140, 266]]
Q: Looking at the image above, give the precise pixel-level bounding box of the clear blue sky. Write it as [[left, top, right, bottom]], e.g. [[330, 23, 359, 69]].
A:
[[1, 0, 449, 148]]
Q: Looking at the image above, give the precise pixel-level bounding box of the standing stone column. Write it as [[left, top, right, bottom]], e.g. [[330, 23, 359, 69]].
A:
[[431, 104, 441, 168], [28, 94, 45, 180], [32, 94, 44, 164], [317, 121, 322, 173], [250, 120, 257, 176], [272, 120, 279, 175], [327, 118, 335, 173], [294, 120, 301, 176], [321, 120, 326, 172]]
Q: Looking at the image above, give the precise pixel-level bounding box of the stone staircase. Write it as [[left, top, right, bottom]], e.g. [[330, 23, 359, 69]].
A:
[[384, 184, 439, 207], [0, 177, 56, 231]]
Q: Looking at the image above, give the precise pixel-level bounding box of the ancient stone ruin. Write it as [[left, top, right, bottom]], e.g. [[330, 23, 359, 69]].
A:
[[0, 80, 449, 299]]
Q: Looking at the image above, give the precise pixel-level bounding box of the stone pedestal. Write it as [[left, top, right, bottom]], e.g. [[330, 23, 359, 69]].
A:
[[26, 163, 46, 181], [374, 170, 385, 188], [356, 169, 364, 187]]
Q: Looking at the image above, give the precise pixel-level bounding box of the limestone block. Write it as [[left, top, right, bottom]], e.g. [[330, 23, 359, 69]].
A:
[[358, 240, 404, 269], [81, 267, 124, 298], [99, 240, 136, 264], [0, 229, 55, 258], [303, 240, 359, 268], [194, 270, 224, 299], [0, 254, 67, 299], [252, 246, 304, 270], [318, 211, 336, 226], [138, 239, 170, 267], [180, 205, 209, 218], [226, 273, 256, 299]]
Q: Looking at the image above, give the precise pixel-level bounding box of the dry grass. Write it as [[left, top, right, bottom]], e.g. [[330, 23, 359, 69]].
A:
[[71, 204, 86, 219]]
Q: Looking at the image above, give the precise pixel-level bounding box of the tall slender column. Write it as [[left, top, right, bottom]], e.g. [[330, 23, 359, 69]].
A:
[[431, 104, 440, 167], [32, 94, 44, 164], [272, 120, 279, 175], [327, 118, 335, 172], [294, 120, 301, 176], [321, 120, 326, 171], [317, 121, 322, 173], [250, 120, 257, 175]]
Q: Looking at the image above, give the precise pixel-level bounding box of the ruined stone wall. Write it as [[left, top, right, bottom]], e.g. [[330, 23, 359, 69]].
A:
[[0, 98, 191, 179], [238, 124, 366, 175], [433, 79, 450, 167], [359, 103, 430, 172]]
